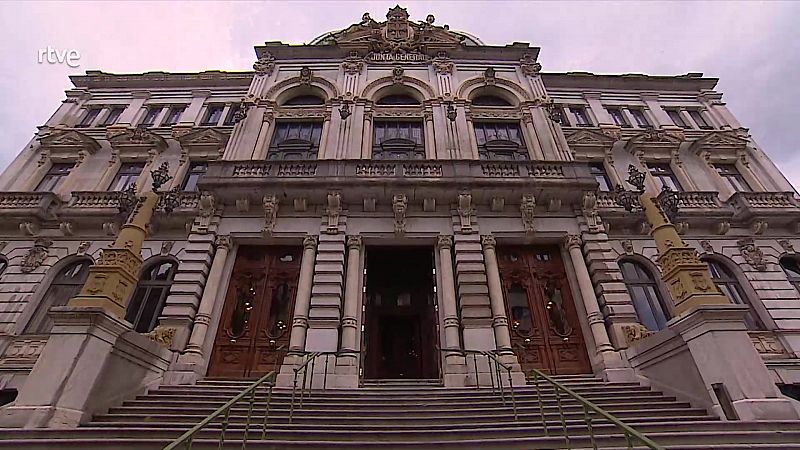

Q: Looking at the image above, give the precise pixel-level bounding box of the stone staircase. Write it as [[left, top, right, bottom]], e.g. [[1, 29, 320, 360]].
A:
[[1, 374, 799, 449]]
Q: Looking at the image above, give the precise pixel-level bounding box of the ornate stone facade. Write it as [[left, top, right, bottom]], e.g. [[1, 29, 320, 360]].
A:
[[0, 5, 798, 412]]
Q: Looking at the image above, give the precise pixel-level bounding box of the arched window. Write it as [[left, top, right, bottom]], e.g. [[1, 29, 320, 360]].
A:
[[26, 258, 93, 334], [619, 260, 671, 331], [376, 94, 420, 106], [472, 95, 512, 107], [780, 257, 800, 293], [125, 259, 177, 333], [284, 95, 325, 106], [704, 258, 764, 330]]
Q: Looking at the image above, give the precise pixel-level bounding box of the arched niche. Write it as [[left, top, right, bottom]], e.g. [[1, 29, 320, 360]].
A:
[[362, 77, 434, 102], [276, 85, 329, 106], [468, 86, 520, 107], [456, 76, 531, 104]]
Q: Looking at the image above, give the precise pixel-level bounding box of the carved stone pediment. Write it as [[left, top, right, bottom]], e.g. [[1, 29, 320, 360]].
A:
[[690, 130, 749, 158], [38, 130, 101, 157], [624, 128, 684, 157], [318, 6, 468, 57], [564, 129, 616, 155], [108, 126, 168, 157], [176, 128, 230, 161]]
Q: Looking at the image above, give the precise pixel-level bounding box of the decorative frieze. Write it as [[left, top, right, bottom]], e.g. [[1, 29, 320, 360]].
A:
[[253, 52, 276, 77], [20, 238, 52, 273], [392, 194, 408, 235], [262, 194, 279, 236], [737, 238, 767, 271], [520, 194, 536, 234], [197, 191, 216, 233], [325, 192, 342, 234], [519, 53, 542, 77], [622, 324, 653, 345], [0, 336, 49, 368], [779, 239, 796, 254], [456, 192, 474, 234], [146, 326, 176, 348]]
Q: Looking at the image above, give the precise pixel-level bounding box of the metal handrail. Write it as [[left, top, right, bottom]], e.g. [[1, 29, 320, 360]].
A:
[[441, 348, 518, 420], [162, 370, 277, 450], [289, 351, 338, 423], [530, 368, 665, 450]]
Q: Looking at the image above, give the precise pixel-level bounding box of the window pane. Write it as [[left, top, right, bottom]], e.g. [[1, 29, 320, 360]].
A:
[[629, 109, 650, 127], [101, 107, 124, 126], [141, 107, 162, 126], [666, 109, 689, 128], [77, 108, 101, 127], [620, 260, 670, 331], [689, 110, 711, 129]]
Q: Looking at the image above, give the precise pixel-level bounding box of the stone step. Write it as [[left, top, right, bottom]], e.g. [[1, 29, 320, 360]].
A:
[[6, 421, 800, 441], [152, 384, 652, 398], [121, 393, 679, 410], [136, 388, 665, 404], [93, 407, 711, 425], [2, 430, 800, 450], [107, 399, 694, 417]]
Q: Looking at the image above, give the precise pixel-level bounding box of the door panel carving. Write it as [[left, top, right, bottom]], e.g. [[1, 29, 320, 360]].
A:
[[208, 246, 300, 378], [497, 246, 591, 375]]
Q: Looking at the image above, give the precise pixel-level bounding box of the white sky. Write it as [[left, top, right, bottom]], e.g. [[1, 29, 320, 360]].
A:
[[0, 1, 798, 187]]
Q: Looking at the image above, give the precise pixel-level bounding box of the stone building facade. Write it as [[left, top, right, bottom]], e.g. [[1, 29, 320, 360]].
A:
[[0, 5, 799, 420]]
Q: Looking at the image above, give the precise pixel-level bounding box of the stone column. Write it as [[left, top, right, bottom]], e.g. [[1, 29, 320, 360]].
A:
[[565, 234, 614, 354], [181, 235, 232, 363], [480, 235, 512, 353], [288, 235, 318, 353], [437, 235, 461, 353], [340, 235, 362, 353]]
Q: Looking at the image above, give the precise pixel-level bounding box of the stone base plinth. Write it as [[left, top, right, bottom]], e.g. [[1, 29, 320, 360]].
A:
[[0, 307, 171, 428], [627, 304, 799, 421]]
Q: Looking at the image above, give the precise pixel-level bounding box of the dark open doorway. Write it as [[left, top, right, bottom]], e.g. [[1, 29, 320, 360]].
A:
[[363, 247, 439, 380]]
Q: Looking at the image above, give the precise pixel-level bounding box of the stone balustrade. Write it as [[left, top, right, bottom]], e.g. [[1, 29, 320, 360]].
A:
[[677, 191, 723, 209], [731, 191, 799, 209], [68, 191, 121, 209], [0, 192, 61, 219]]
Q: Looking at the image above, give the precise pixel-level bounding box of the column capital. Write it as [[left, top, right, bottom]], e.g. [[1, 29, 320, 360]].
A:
[[302, 235, 318, 250], [565, 234, 582, 249], [346, 235, 362, 250], [215, 235, 232, 250], [437, 235, 453, 250], [480, 234, 497, 250]]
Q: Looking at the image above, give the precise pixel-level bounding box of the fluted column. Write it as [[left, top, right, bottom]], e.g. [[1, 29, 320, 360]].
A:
[[288, 235, 318, 353], [438, 235, 461, 352], [565, 234, 614, 354], [481, 235, 512, 353], [182, 235, 232, 362], [340, 235, 363, 353]]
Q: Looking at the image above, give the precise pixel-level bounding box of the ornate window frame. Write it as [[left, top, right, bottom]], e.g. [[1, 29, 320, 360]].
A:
[[125, 256, 178, 333]]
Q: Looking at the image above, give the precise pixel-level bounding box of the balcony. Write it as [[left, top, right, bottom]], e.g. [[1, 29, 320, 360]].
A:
[[729, 191, 800, 225], [0, 192, 62, 221], [200, 159, 596, 208]]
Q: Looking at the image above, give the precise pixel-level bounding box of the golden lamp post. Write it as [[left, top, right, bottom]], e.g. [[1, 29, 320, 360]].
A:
[[67, 162, 180, 319], [614, 164, 728, 316]]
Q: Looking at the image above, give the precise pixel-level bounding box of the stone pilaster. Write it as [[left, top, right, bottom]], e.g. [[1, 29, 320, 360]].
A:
[[288, 235, 319, 353], [305, 215, 346, 352], [451, 215, 493, 351]]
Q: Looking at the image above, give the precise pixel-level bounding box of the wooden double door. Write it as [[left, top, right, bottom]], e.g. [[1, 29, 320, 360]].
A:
[[497, 246, 591, 375], [207, 246, 301, 378]]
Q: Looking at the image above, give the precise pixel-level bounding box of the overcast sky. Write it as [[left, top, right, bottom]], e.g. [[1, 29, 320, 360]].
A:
[[0, 1, 798, 187]]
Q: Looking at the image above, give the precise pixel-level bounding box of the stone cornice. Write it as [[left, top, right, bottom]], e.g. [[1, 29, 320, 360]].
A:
[[70, 70, 254, 90], [541, 73, 718, 92]]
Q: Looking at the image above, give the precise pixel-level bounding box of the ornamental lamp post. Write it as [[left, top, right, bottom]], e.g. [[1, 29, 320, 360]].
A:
[[614, 164, 728, 316], [67, 162, 179, 319]]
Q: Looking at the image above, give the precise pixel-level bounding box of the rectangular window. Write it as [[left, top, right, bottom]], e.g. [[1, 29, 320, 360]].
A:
[[688, 110, 712, 129], [648, 163, 682, 191], [100, 107, 125, 126], [629, 108, 651, 128], [606, 107, 630, 128], [589, 163, 613, 191], [372, 121, 425, 160], [76, 108, 101, 128], [268, 121, 323, 160], [181, 162, 207, 191], [716, 164, 751, 192], [473, 122, 528, 160], [140, 107, 163, 127], [665, 109, 691, 129], [568, 106, 592, 127], [36, 163, 74, 191], [110, 163, 145, 191], [162, 106, 185, 126], [202, 105, 224, 126], [223, 104, 240, 126]]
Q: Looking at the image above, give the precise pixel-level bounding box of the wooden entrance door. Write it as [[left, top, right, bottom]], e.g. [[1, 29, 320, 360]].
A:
[[496, 246, 592, 375], [363, 247, 439, 380], [207, 246, 301, 378]]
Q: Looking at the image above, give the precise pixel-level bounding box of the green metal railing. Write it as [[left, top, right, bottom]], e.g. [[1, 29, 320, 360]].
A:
[[530, 369, 664, 450], [289, 351, 337, 423], [162, 370, 277, 450], [442, 348, 518, 420]]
